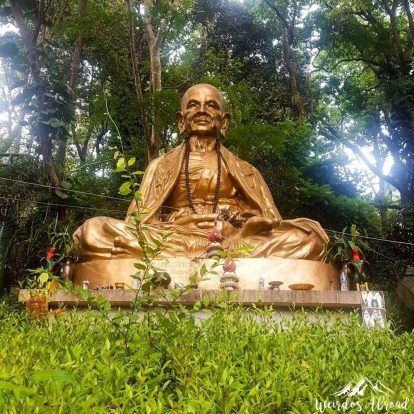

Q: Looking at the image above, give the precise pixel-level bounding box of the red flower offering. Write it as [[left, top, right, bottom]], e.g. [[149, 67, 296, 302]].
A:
[[352, 248, 360, 262], [208, 226, 222, 242], [46, 246, 56, 261], [223, 260, 236, 272]]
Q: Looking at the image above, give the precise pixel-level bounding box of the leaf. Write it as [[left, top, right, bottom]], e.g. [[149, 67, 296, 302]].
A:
[[116, 157, 127, 172], [32, 369, 75, 385], [38, 272, 49, 286], [134, 191, 142, 202], [127, 157, 136, 166], [55, 189, 68, 199], [134, 262, 147, 270], [202, 294, 210, 307], [96, 294, 111, 312], [60, 180, 72, 189], [48, 118, 67, 128], [118, 181, 132, 196], [132, 211, 142, 219], [0, 381, 33, 395]]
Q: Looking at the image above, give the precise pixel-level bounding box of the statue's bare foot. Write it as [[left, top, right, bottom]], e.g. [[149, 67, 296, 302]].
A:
[[111, 236, 143, 256]]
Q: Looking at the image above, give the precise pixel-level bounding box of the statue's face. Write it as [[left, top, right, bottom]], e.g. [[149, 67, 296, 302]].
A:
[[177, 84, 230, 137]]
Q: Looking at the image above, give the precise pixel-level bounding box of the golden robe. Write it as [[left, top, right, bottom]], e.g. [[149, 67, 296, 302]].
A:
[[74, 143, 328, 260]]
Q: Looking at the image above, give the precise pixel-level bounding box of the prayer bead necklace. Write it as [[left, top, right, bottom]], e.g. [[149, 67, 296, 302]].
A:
[[185, 138, 222, 214]]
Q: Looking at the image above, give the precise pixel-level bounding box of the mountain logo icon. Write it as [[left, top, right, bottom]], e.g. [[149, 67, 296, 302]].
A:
[[333, 377, 393, 397]]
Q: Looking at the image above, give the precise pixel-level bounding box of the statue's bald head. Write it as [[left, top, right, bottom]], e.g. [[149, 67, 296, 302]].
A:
[[181, 84, 225, 112], [177, 83, 230, 137]]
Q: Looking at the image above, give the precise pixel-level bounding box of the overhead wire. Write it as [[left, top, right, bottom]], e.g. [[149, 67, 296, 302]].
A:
[[0, 176, 130, 202], [325, 230, 414, 247], [0, 196, 125, 214]]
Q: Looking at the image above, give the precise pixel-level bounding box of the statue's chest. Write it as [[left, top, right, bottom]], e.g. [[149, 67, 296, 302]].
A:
[[168, 151, 236, 204]]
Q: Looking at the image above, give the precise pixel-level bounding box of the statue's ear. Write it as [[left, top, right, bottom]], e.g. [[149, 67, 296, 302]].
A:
[[220, 113, 231, 137], [176, 111, 185, 134]]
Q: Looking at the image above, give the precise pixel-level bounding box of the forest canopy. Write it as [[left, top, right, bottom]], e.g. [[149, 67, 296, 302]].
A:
[[0, 0, 413, 289]]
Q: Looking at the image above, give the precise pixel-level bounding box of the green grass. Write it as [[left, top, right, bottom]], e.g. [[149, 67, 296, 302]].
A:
[[0, 301, 412, 413]]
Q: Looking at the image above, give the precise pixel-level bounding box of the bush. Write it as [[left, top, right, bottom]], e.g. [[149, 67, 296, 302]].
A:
[[0, 302, 412, 413]]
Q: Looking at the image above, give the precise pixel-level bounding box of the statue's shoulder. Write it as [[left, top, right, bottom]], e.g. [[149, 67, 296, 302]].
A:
[[145, 144, 184, 172], [221, 146, 259, 177]]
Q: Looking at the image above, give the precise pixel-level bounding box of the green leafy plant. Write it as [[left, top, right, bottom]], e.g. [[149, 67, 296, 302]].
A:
[[0, 304, 412, 412], [325, 224, 370, 267], [48, 220, 79, 261]]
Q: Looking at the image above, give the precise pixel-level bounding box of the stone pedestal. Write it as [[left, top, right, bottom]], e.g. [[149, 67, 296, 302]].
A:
[[73, 257, 338, 291], [18, 289, 361, 310], [18, 288, 363, 323]]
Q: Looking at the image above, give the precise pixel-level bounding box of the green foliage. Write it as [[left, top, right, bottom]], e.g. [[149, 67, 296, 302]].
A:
[[0, 304, 413, 412], [324, 224, 370, 265]]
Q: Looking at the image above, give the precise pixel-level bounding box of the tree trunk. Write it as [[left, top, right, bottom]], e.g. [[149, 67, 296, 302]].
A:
[[69, 0, 87, 96], [148, 42, 161, 160], [264, 0, 305, 120], [9, 0, 60, 187], [383, 0, 408, 74], [282, 33, 304, 120], [142, 0, 180, 161], [125, 0, 151, 154]]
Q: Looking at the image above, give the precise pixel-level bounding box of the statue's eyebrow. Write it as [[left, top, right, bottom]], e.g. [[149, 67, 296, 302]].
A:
[[186, 99, 199, 107], [206, 99, 220, 108]]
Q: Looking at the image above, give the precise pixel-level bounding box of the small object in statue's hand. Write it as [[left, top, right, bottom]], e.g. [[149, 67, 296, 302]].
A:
[[219, 208, 231, 221]]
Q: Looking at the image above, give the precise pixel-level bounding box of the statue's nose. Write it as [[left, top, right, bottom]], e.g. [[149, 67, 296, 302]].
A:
[[196, 107, 208, 116]]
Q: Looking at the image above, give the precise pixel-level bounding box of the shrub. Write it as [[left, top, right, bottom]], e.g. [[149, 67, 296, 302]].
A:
[[0, 302, 412, 413]]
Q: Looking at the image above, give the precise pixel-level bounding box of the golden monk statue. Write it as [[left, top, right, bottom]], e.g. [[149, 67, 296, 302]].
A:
[[74, 84, 328, 263]]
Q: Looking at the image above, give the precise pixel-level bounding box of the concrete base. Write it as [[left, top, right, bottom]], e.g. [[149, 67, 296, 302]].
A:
[[18, 289, 361, 309], [73, 257, 339, 291]]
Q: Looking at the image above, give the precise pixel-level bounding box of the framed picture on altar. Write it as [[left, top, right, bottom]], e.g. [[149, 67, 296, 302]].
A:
[[361, 291, 386, 329]]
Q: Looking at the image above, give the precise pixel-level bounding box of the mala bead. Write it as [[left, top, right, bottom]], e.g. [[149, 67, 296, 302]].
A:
[[185, 138, 222, 215]]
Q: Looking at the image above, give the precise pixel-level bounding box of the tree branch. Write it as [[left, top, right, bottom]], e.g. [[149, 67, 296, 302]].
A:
[[321, 124, 403, 193], [68, 0, 87, 96], [9, 1, 31, 44], [402, 0, 414, 51], [381, 0, 408, 73], [143, 0, 155, 47], [33, 0, 46, 44], [125, 0, 151, 144], [263, 0, 289, 30]]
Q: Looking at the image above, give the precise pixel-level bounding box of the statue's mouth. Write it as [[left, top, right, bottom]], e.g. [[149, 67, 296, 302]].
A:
[[194, 117, 211, 125]]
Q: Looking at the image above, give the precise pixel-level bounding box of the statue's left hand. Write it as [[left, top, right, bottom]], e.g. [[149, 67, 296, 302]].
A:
[[239, 217, 279, 238]]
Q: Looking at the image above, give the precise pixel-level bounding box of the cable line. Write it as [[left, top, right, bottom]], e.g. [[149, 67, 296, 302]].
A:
[[0, 196, 125, 214], [0, 177, 129, 202], [325, 230, 414, 247]]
